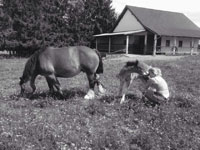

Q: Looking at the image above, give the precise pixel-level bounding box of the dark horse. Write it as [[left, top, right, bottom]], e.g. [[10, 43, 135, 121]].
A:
[[116, 60, 151, 103], [19, 46, 106, 99]]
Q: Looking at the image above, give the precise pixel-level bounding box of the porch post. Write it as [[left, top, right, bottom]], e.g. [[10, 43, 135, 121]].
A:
[[173, 37, 177, 55], [126, 35, 129, 54], [190, 38, 194, 55], [144, 32, 147, 54], [153, 34, 157, 56], [108, 37, 111, 53], [96, 38, 98, 49]]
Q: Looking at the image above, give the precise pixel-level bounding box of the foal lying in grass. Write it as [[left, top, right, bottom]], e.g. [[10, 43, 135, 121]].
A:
[[116, 60, 151, 104]]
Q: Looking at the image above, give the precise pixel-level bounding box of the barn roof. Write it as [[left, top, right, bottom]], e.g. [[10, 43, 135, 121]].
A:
[[114, 5, 200, 38], [94, 29, 145, 37]]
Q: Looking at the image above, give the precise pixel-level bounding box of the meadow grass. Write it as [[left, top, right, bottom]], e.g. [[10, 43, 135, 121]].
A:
[[0, 55, 200, 150]]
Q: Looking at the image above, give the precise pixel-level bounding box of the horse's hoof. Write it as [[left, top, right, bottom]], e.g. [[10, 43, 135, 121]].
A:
[[84, 90, 95, 100], [84, 95, 91, 100], [84, 94, 95, 100], [98, 84, 106, 94], [96, 74, 100, 80], [120, 95, 125, 104]]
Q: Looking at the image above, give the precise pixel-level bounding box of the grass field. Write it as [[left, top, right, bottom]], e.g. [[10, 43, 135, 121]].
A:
[[0, 55, 200, 150]]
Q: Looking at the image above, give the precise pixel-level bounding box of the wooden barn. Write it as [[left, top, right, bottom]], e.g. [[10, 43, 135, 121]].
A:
[[94, 5, 200, 55]]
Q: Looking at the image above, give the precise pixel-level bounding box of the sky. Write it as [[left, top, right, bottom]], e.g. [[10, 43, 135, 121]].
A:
[[112, 0, 200, 27]]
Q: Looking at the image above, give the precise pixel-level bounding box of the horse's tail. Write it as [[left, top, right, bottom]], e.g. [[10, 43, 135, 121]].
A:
[[95, 49, 104, 74]]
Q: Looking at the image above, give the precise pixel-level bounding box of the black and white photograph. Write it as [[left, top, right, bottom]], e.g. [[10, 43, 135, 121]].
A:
[[0, 0, 200, 149]]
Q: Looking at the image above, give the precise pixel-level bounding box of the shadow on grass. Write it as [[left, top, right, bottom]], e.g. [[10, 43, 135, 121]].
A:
[[124, 94, 141, 100], [32, 88, 86, 100], [98, 93, 142, 104], [98, 95, 117, 104], [10, 88, 86, 101], [8, 88, 87, 108], [173, 96, 194, 108]]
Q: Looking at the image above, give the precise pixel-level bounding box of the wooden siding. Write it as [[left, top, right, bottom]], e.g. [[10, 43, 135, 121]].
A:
[[160, 36, 199, 54], [113, 10, 144, 33]]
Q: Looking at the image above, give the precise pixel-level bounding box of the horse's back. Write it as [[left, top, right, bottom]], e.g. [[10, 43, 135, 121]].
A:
[[38, 46, 99, 77], [40, 46, 97, 60], [77, 46, 100, 72]]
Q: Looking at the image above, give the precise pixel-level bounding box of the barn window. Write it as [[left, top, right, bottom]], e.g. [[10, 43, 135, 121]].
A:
[[178, 41, 183, 47], [166, 40, 170, 47]]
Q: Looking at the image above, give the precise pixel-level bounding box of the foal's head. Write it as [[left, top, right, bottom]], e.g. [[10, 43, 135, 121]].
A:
[[117, 60, 151, 79], [125, 60, 150, 75], [116, 60, 151, 100]]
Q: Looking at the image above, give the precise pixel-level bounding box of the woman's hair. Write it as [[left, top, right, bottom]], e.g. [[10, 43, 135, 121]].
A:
[[149, 67, 162, 76]]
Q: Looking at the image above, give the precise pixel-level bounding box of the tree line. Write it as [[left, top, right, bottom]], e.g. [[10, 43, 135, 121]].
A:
[[0, 0, 117, 56]]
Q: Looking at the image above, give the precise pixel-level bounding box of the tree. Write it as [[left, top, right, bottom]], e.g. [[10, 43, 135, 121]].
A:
[[1, 0, 117, 56], [0, 0, 12, 51], [2, 0, 70, 55], [84, 0, 117, 35], [63, 0, 117, 46]]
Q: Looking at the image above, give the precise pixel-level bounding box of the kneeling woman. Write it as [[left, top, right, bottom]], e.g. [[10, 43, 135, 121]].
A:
[[143, 67, 169, 106]]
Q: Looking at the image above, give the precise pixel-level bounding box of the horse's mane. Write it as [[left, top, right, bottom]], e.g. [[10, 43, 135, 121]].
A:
[[22, 50, 41, 80]]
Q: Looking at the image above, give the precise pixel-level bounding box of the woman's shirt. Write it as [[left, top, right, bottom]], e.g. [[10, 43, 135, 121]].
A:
[[147, 76, 169, 99]]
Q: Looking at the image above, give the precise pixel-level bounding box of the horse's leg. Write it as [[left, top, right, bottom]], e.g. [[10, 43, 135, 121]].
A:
[[95, 74, 106, 94], [45, 77, 55, 93], [46, 75, 63, 96], [54, 77, 63, 95], [84, 73, 96, 99], [30, 74, 38, 94]]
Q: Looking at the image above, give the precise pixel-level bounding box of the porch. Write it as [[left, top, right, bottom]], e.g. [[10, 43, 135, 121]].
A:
[[94, 30, 158, 55]]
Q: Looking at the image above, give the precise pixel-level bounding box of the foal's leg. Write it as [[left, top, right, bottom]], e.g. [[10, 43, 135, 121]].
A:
[[120, 80, 131, 104], [84, 73, 96, 99], [120, 73, 139, 104], [119, 81, 126, 103], [118, 79, 125, 97], [120, 76, 133, 104]]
